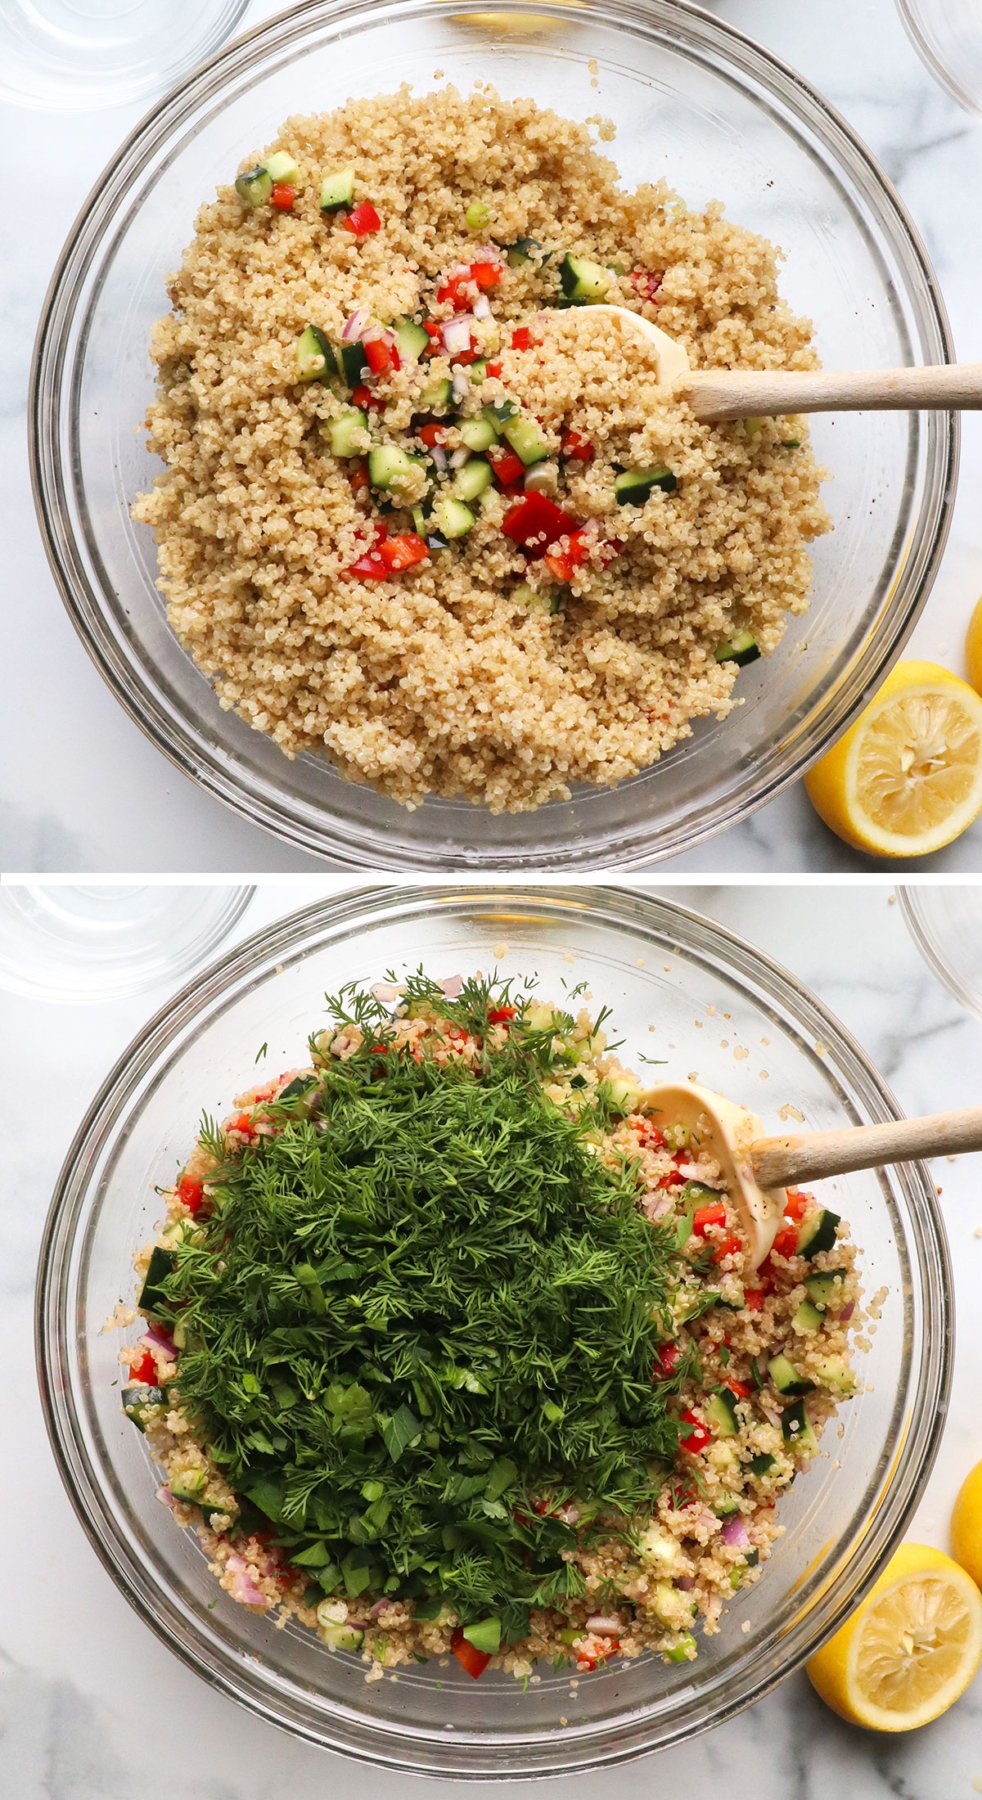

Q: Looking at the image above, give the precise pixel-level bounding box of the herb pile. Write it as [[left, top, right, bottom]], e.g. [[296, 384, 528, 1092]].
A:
[[150, 976, 683, 1644]]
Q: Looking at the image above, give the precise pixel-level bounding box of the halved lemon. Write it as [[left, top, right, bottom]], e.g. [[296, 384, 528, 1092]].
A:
[[951, 1460, 982, 1592], [806, 1543, 982, 1731], [966, 597, 982, 696], [804, 660, 982, 857]]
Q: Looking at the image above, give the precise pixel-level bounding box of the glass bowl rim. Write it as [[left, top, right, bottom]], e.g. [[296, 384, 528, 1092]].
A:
[[35, 883, 953, 1775], [28, 0, 959, 871]]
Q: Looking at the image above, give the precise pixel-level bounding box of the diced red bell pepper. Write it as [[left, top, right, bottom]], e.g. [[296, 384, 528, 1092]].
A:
[[437, 273, 471, 307], [714, 1233, 743, 1265], [487, 1005, 517, 1025], [679, 1408, 710, 1454], [726, 1378, 752, 1399], [451, 1628, 491, 1680], [783, 1189, 811, 1220], [418, 422, 447, 448], [379, 533, 429, 572], [231, 1111, 254, 1134], [638, 1120, 667, 1148], [347, 524, 389, 580], [485, 359, 503, 378], [490, 447, 526, 488], [370, 1044, 390, 1055], [511, 326, 534, 351], [576, 1638, 620, 1671], [652, 1340, 681, 1380], [351, 383, 383, 411], [657, 1169, 685, 1191], [561, 428, 595, 463], [771, 1222, 800, 1260], [471, 260, 503, 290], [423, 319, 443, 340], [128, 1349, 157, 1384], [598, 537, 624, 567], [544, 530, 590, 584], [177, 1173, 204, 1214], [692, 1202, 727, 1237], [631, 268, 664, 302], [342, 200, 381, 236], [271, 182, 297, 212], [502, 492, 580, 554], [743, 1287, 765, 1312], [349, 458, 370, 493], [363, 336, 400, 376]]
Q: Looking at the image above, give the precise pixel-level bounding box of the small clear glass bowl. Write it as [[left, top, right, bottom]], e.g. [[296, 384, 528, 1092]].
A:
[[0, 0, 249, 112], [30, 0, 956, 870], [37, 886, 951, 1777], [898, 885, 982, 1018], [896, 0, 982, 118]]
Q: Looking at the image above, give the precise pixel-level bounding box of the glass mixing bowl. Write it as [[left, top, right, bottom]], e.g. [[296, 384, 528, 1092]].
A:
[[30, 0, 955, 870], [37, 886, 951, 1776]]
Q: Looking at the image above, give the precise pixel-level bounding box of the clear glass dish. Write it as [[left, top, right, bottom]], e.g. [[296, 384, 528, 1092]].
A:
[[37, 886, 951, 1777], [896, 0, 982, 119], [30, 0, 956, 870], [898, 884, 982, 1018], [0, 0, 249, 112]]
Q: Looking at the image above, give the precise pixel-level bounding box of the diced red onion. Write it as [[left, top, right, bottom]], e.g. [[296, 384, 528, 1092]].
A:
[[145, 1324, 178, 1360], [342, 307, 371, 342], [369, 1597, 389, 1619], [676, 1575, 695, 1591], [721, 1514, 751, 1548], [371, 981, 401, 1003], [449, 447, 471, 470], [473, 244, 500, 263], [472, 293, 492, 319], [758, 1398, 783, 1429], [439, 974, 464, 999], [840, 1301, 855, 1322], [442, 315, 474, 355], [156, 1484, 174, 1507], [585, 1614, 623, 1635], [644, 1192, 675, 1221], [430, 445, 448, 473], [226, 1553, 270, 1608], [451, 366, 472, 405]]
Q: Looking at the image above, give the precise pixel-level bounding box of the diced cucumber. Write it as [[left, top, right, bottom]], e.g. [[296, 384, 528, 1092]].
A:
[[169, 1468, 209, 1504], [714, 630, 760, 668], [705, 1390, 739, 1438], [393, 317, 429, 363], [138, 1246, 176, 1312], [483, 399, 519, 427], [503, 236, 544, 268], [327, 407, 368, 457], [559, 252, 612, 304], [812, 1354, 857, 1395], [454, 458, 493, 503], [792, 1299, 824, 1334], [265, 150, 300, 185], [714, 1493, 741, 1517], [605, 1075, 644, 1117], [767, 1354, 815, 1397], [678, 1182, 723, 1206], [412, 505, 429, 536], [319, 1622, 365, 1651], [460, 415, 500, 452], [122, 1385, 165, 1431], [319, 166, 356, 212], [431, 496, 475, 540], [295, 325, 335, 383], [419, 376, 453, 415], [781, 1400, 819, 1456], [748, 1452, 775, 1476], [462, 1616, 501, 1655], [615, 465, 677, 504], [502, 412, 551, 467], [666, 1632, 697, 1663], [369, 444, 421, 492], [469, 359, 489, 384], [639, 1524, 683, 1573], [235, 164, 272, 208], [805, 1271, 848, 1310], [339, 341, 368, 387], [798, 1208, 841, 1258]]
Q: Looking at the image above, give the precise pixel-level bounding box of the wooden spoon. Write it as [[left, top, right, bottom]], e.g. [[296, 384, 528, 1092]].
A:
[[639, 1080, 982, 1267], [545, 303, 982, 422]]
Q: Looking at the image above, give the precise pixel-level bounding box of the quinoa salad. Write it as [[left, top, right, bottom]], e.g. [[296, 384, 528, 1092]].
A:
[[119, 975, 862, 1685], [133, 87, 830, 813]]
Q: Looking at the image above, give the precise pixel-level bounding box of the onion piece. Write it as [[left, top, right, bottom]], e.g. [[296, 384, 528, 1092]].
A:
[[451, 365, 472, 405], [342, 307, 371, 342], [449, 446, 471, 470], [226, 1552, 270, 1609], [472, 293, 492, 319], [371, 981, 402, 1003], [585, 1614, 623, 1635], [721, 1514, 751, 1549], [145, 1324, 178, 1360], [156, 1484, 174, 1508], [839, 1300, 855, 1322], [439, 974, 464, 999], [442, 315, 474, 355], [430, 445, 448, 473]]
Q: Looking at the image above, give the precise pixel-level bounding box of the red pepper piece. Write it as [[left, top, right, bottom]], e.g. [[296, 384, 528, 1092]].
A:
[[451, 1628, 491, 1679], [544, 529, 590, 584], [714, 1233, 743, 1264], [490, 447, 526, 488], [177, 1173, 204, 1214], [270, 182, 297, 212], [743, 1287, 765, 1311], [349, 458, 371, 493], [351, 383, 383, 411], [783, 1189, 811, 1220], [379, 533, 429, 573], [363, 336, 400, 376], [652, 1340, 681, 1380], [502, 491, 580, 554], [486, 1005, 517, 1025], [485, 359, 503, 378], [342, 200, 381, 236], [678, 1408, 710, 1454], [417, 422, 447, 448], [561, 427, 595, 463], [771, 1222, 800, 1259], [128, 1349, 157, 1384], [630, 269, 664, 302], [726, 1377, 752, 1399], [231, 1112, 254, 1134], [692, 1202, 727, 1237], [577, 1638, 620, 1671], [511, 326, 534, 351], [638, 1120, 667, 1148], [470, 260, 503, 290]]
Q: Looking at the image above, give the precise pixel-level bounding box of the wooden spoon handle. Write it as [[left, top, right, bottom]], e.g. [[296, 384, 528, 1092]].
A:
[[751, 1106, 982, 1190], [686, 363, 982, 423]]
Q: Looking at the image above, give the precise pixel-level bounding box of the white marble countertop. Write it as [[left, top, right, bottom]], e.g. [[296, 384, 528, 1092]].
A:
[[2, 879, 981, 1797], [4, 0, 982, 872]]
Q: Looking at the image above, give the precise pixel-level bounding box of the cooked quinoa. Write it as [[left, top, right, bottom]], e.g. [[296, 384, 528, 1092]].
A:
[[121, 976, 862, 1685], [132, 87, 830, 813]]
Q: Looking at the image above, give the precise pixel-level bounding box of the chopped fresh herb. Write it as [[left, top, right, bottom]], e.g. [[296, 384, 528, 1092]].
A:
[[255, 1042, 268, 1064]]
